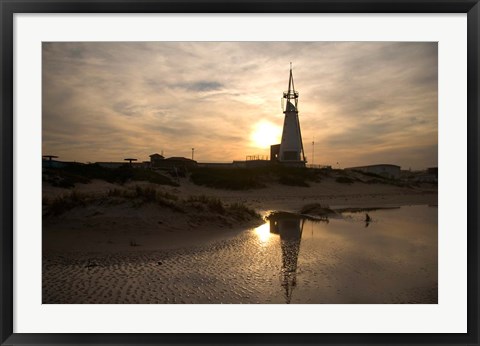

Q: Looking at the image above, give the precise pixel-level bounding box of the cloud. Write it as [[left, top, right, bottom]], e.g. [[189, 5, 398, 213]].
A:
[[42, 42, 437, 169], [175, 81, 224, 92]]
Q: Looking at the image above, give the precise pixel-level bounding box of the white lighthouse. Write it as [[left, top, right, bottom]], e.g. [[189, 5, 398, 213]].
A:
[[277, 64, 306, 166]]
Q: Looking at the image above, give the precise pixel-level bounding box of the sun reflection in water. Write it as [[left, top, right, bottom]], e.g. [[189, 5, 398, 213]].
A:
[[254, 222, 271, 244]]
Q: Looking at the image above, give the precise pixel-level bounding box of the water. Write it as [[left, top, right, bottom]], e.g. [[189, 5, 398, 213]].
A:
[[254, 205, 438, 303], [43, 205, 437, 304]]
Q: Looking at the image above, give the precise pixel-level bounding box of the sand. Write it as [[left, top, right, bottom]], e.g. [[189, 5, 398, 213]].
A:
[[42, 177, 437, 304]]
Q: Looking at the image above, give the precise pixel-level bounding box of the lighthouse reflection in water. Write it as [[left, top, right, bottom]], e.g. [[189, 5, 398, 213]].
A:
[[268, 213, 306, 304]]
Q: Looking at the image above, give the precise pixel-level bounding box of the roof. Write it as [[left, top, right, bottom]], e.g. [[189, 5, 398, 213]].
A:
[[149, 153, 164, 158], [166, 157, 196, 162]]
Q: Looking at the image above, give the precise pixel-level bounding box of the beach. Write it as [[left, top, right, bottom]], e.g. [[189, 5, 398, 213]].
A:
[[42, 175, 437, 304]]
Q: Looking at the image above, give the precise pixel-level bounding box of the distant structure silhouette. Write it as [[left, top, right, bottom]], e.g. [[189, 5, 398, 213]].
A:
[[42, 155, 58, 161], [42, 155, 60, 169], [124, 158, 137, 165]]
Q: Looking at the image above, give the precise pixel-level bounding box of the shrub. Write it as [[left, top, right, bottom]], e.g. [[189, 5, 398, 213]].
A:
[[190, 168, 265, 190], [335, 176, 354, 184], [107, 188, 124, 197], [44, 163, 179, 187], [190, 165, 322, 190], [352, 170, 386, 179], [129, 167, 179, 186]]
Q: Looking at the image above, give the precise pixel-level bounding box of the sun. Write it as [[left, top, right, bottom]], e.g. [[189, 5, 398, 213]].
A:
[[250, 121, 281, 149]]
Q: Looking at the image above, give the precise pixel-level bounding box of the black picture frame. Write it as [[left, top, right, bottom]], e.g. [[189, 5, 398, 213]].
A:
[[1, 1, 479, 345]]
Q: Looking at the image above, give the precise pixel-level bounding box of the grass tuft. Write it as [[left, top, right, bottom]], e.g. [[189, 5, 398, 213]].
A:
[[187, 195, 226, 214], [227, 202, 261, 220], [46, 191, 87, 216]]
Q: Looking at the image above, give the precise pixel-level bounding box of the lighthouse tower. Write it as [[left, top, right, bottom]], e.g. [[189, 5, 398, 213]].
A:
[[278, 64, 306, 166]]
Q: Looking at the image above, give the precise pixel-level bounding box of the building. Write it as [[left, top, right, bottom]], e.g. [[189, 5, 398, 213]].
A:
[[153, 157, 197, 170], [270, 144, 280, 162], [345, 164, 401, 179], [271, 64, 306, 167], [165, 157, 197, 167], [149, 153, 165, 167]]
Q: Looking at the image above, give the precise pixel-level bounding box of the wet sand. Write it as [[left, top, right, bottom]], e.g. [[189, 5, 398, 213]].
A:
[[43, 206, 437, 304]]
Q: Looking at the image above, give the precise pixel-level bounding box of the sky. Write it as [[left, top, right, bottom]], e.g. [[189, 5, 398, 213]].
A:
[[42, 42, 437, 170]]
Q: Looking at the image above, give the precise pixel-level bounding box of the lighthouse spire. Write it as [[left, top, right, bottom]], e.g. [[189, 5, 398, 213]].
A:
[[288, 62, 295, 96], [283, 62, 299, 112]]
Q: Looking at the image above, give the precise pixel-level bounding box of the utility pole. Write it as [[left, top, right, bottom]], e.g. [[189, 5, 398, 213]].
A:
[[191, 148, 195, 161], [312, 138, 315, 166]]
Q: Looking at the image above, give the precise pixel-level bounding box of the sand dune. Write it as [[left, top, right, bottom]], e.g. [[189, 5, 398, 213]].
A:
[[43, 177, 436, 251]]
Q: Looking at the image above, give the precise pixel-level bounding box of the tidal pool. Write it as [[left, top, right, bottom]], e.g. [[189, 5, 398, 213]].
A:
[[254, 204, 438, 303], [43, 205, 437, 304]]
